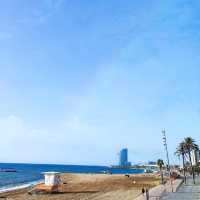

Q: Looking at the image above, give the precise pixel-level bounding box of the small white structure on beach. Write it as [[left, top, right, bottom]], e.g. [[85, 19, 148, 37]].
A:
[[43, 172, 61, 186], [191, 149, 200, 166]]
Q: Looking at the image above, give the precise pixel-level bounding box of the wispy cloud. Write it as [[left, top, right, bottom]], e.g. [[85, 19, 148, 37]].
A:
[[0, 32, 13, 39], [17, 0, 64, 26]]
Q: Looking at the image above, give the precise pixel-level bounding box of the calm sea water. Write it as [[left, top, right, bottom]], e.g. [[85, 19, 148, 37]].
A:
[[0, 163, 144, 189]]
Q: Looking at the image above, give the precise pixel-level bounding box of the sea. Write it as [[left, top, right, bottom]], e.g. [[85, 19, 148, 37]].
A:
[[0, 163, 144, 191]]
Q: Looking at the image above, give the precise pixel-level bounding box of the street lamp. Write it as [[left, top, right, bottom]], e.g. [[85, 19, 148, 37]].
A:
[[162, 130, 170, 171], [162, 130, 173, 192]]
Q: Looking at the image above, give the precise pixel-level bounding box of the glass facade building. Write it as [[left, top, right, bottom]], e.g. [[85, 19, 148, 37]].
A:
[[119, 148, 130, 167]]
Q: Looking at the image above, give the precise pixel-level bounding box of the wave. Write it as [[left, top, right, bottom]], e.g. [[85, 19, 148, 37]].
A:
[[0, 179, 44, 194]]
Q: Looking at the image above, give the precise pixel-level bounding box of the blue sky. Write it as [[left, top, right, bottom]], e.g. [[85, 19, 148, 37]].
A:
[[0, 0, 200, 165]]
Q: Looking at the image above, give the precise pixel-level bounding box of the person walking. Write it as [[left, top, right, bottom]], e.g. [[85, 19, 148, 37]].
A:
[[145, 188, 149, 200]]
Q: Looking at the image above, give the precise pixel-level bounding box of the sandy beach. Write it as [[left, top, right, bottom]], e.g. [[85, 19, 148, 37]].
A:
[[0, 173, 160, 200]]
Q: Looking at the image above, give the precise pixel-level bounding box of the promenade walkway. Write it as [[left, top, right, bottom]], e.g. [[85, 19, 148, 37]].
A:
[[162, 176, 200, 200]]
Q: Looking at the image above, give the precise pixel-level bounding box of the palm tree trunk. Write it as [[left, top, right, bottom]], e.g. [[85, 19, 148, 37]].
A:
[[182, 153, 186, 184], [160, 167, 164, 184], [189, 151, 195, 184]]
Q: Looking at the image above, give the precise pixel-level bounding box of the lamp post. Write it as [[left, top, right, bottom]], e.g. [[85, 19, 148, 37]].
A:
[[162, 130, 173, 192]]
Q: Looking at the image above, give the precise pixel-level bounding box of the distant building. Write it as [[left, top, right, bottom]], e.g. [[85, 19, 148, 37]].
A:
[[191, 149, 200, 166], [148, 161, 157, 165], [119, 148, 131, 167]]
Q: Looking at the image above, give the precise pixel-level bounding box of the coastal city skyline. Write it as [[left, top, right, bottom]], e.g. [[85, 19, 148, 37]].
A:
[[1, 0, 200, 166], [1, 1, 200, 200]]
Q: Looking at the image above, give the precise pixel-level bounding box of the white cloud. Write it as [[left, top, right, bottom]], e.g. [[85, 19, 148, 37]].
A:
[[0, 32, 13, 40], [63, 116, 95, 133], [0, 115, 112, 165], [0, 115, 52, 163], [17, 0, 64, 26]]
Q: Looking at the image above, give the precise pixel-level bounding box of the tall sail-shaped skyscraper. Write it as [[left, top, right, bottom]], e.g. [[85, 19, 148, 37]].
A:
[[119, 148, 129, 166]]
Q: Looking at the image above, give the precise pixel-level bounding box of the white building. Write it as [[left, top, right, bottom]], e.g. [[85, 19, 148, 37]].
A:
[[191, 150, 200, 166], [43, 172, 61, 186]]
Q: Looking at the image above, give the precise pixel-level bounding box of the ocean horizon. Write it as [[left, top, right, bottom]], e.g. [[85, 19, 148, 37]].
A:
[[0, 163, 144, 190]]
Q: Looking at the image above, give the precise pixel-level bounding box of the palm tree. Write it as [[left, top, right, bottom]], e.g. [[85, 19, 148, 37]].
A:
[[175, 142, 187, 183], [157, 159, 164, 184], [184, 137, 199, 184]]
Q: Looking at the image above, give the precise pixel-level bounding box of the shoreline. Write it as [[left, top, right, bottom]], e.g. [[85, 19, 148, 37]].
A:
[[0, 179, 44, 194]]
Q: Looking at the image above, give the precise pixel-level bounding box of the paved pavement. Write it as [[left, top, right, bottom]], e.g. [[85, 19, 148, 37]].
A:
[[135, 179, 183, 200], [162, 176, 200, 200]]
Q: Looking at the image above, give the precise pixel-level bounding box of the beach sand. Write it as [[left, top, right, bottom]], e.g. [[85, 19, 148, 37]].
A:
[[0, 173, 160, 200]]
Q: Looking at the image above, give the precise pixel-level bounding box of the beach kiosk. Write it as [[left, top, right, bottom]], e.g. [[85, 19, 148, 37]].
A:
[[31, 172, 61, 194], [44, 172, 61, 187]]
